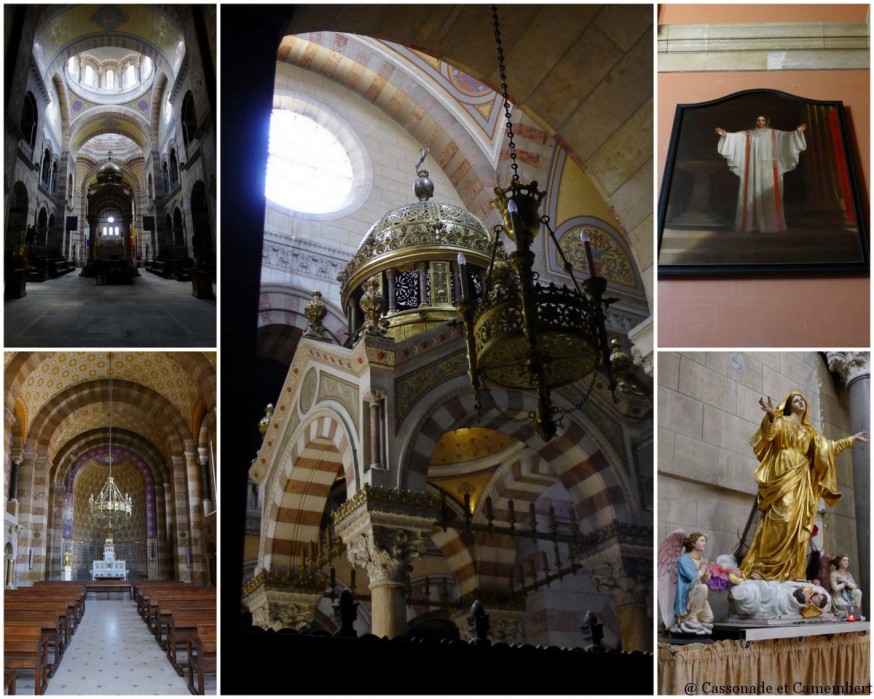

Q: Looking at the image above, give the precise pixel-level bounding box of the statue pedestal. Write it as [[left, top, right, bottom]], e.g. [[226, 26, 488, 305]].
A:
[[63, 565, 72, 581]]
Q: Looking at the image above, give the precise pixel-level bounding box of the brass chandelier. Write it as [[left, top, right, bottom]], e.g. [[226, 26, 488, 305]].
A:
[[455, 6, 619, 441], [89, 352, 132, 533]]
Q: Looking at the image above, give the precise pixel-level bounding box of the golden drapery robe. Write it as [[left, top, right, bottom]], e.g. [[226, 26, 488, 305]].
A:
[[740, 396, 854, 581]]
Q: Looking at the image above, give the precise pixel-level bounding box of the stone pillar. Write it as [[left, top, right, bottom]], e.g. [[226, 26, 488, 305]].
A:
[[8, 451, 22, 502], [364, 388, 386, 472], [184, 446, 205, 584], [333, 485, 440, 638], [584, 527, 652, 652], [826, 351, 870, 610], [171, 454, 191, 581], [155, 481, 170, 579], [198, 447, 212, 513]]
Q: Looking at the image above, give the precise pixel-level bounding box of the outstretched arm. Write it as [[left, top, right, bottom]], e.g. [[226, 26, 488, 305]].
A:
[[853, 431, 870, 442], [715, 127, 727, 137]]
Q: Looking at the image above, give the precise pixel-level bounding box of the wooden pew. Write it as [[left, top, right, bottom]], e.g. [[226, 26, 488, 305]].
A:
[[4, 602, 75, 640], [186, 625, 216, 695], [167, 610, 216, 677], [137, 586, 211, 621], [4, 669, 15, 695], [84, 580, 131, 599], [4, 615, 65, 676], [151, 597, 216, 648], [4, 627, 49, 695], [5, 594, 81, 631]]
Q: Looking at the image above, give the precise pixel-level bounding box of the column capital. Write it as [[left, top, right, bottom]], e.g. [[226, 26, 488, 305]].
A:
[[363, 387, 387, 405], [243, 578, 322, 632], [827, 351, 870, 388], [333, 485, 440, 584]]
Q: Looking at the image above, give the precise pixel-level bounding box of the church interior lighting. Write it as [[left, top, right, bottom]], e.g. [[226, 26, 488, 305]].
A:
[[455, 6, 621, 441], [88, 352, 133, 534]]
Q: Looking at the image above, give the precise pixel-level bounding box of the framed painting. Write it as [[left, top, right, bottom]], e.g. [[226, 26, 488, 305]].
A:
[[658, 89, 869, 275]]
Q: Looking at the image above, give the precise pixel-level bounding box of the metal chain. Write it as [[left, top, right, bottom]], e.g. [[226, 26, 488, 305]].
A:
[[492, 5, 519, 183]]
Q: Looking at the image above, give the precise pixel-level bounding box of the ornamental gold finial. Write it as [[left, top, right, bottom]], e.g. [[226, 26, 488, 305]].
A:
[[258, 403, 274, 437]]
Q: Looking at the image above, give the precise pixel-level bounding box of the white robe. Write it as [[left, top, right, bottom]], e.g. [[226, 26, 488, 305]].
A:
[[717, 127, 806, 232]]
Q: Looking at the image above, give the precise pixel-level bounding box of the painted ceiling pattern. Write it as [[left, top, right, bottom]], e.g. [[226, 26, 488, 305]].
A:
[[8, 353, 215, 455]]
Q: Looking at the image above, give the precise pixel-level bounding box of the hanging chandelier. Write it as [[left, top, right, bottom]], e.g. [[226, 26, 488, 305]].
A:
[[89, 351, 132, 532], [455, 6, 623, 441]]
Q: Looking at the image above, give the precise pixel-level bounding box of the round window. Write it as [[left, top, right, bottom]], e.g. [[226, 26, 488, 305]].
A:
[[265, 111, 354, 215]]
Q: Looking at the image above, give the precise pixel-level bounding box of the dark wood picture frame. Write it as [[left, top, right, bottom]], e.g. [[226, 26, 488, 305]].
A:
[[658, 89, 869, 276]]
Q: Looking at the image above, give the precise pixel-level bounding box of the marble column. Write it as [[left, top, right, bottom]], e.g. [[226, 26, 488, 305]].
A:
[[333, 486, 440, 638], [826, 351, 870, 609]]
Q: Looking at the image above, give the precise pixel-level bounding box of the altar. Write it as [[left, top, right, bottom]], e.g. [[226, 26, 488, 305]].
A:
[[91, 541, 128, 580]]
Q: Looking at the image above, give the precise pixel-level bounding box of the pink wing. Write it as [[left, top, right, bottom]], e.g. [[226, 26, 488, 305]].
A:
[[657, 529, 686, 630]]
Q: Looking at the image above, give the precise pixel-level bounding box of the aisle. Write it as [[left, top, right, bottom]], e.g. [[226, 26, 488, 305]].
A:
[[17, 598, 193, 695]]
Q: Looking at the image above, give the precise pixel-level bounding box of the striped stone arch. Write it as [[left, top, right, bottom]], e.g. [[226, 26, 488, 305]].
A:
[[278, 32, 553, 226], [401, 385, 634, 532], [429, 451, 557, 597], [258, 285, 346, 358], [25, 380, 192, 462], [259, 411, 357, 573]]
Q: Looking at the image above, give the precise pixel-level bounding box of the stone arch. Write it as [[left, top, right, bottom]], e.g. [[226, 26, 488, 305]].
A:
[[191, 180, 212, 264], [182, 91, 197, 148], [259, 411, 357, 573], [6, 181, 29, 248], [399, 378, 632, 532], [257, 285, 347, 363], [21, 91, 38, 150], [172, 206, 184, 246], [277, 8, 653, 307]]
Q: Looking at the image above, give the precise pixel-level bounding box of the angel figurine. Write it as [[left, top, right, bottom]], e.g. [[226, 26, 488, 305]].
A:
[[658, 529, 714, 635]]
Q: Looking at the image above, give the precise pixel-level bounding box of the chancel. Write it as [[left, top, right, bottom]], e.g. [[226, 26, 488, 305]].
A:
[[4, 352, 217, 694], [4, 5, 216, 347], [222, 5, 654, 695]]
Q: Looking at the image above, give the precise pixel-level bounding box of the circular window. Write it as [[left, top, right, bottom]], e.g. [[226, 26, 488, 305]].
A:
[[266, 111, 356, 215]]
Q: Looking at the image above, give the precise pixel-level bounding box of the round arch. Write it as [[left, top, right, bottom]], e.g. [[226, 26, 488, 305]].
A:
[[258, 410, 358, 574]]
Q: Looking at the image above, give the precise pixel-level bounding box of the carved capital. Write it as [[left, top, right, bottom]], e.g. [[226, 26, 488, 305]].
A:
[[244, 583, 322, 632], [334, 486, 440, 585], [363, 387, 387, 406], [827, 351, 870, 388]]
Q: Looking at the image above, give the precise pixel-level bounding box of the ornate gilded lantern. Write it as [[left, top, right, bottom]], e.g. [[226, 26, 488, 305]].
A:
[[338, 151, 495, 343], [453, 6, 620, 441]]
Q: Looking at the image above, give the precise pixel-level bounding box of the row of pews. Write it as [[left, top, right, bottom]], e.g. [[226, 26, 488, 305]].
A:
[[145, 256, 195, 281], [4, 581, 87, 695], [25, 246, 75, 282], [133, 581, 216, 695]]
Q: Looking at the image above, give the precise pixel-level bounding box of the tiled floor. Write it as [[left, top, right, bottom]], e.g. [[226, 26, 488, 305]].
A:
[[4, 268, 216, 347], [13, 598, 215, 695]]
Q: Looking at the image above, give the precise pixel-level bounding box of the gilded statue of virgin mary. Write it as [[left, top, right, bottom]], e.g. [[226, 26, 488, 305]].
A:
[[740, 392, 869, 581]]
